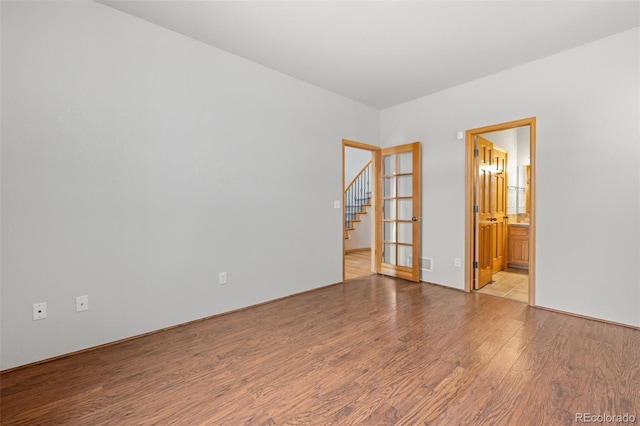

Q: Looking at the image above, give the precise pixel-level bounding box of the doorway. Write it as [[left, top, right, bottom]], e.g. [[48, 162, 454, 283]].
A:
[[343, 139, 378, 281], [342, 139, 422, 283], [464, 118, 536, 304]]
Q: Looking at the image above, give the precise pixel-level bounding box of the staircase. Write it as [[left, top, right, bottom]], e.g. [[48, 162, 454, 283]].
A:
[[345, 161, 371, 239]]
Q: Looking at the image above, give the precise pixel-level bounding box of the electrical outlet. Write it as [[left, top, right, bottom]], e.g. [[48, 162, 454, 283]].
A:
[[219, 272, 228, 285], [76, 295, 89, 312], [454, 258, 461, 267], [33, 302, 47, 320]]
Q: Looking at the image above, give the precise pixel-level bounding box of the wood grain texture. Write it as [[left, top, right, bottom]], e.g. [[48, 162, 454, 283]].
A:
[[2, 275, 638, 425], [344, 250, 372, 281]]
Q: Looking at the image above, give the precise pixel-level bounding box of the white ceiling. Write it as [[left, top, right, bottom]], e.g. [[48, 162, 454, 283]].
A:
[[99, 1, 639, 109]]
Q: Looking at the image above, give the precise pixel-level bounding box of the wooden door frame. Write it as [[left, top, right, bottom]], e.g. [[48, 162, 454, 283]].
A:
[[464, 117, 537, 305], [342, 139, 381, 282]]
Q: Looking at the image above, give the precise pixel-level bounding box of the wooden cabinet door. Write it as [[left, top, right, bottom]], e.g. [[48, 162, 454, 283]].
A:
[[508, 226, 529, 268]]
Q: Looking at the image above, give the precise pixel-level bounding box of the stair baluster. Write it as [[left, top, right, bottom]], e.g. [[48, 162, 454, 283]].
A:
[[344, 161, 372, 236]]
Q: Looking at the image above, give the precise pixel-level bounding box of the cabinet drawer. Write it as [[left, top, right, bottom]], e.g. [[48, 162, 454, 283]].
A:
[[509, 226, 529, 237]]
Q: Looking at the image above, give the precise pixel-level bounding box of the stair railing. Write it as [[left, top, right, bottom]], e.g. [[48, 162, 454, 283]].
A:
[[345, 161, 372, 230]]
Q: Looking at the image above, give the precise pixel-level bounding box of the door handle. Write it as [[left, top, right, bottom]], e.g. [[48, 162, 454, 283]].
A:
[[411, 217, 421, 222], [490, 217, 497, 222]]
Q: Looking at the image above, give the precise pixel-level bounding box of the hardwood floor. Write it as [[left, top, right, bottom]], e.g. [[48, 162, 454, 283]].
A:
[[476, 267, 529, 303], [2, 275, 639, 425], [344, 249, 373, 281]]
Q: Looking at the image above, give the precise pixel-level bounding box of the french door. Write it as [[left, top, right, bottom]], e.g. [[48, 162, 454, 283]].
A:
[[376, 142, 421, 282]]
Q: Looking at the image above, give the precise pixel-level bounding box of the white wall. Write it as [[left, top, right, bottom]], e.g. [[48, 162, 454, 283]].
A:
[[345, 209, 372, 251], [381, 28, 640, 327], [516, 126, 530, 166], [0, 1, 379, 370], [344, 147, 372, 188]]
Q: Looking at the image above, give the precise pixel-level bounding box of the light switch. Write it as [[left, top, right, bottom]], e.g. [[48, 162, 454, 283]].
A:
[[457, 131, 464, 140], [334, 200, 341, 209]]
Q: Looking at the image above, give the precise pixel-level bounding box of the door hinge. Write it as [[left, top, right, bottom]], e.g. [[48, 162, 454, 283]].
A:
[[474, 205, 479, 213], [474, 148, 479, 157], [473, 261, 478, 269]]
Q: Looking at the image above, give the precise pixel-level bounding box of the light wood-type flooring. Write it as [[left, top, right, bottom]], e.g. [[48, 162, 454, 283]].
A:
[[2, 275, 639, 425], [476, 267, 529, 303], [344, 249, 373, 281]]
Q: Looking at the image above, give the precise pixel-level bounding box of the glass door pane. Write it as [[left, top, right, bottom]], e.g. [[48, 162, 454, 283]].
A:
[[381, 150, 413, 267], [398, 199, 412, 220]]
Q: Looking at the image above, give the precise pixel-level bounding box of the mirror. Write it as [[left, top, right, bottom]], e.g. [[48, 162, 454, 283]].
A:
[[515, 165, 530, 214]]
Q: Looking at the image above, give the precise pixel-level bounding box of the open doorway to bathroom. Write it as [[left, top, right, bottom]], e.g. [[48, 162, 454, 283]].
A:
[[465, 118, 536, 304]]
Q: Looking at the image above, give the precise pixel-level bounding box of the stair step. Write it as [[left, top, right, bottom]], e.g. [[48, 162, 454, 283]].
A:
[[344, 202, 370, 231]]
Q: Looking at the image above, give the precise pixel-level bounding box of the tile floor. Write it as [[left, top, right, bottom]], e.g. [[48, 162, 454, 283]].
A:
[[476, 267, 529, 303]]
